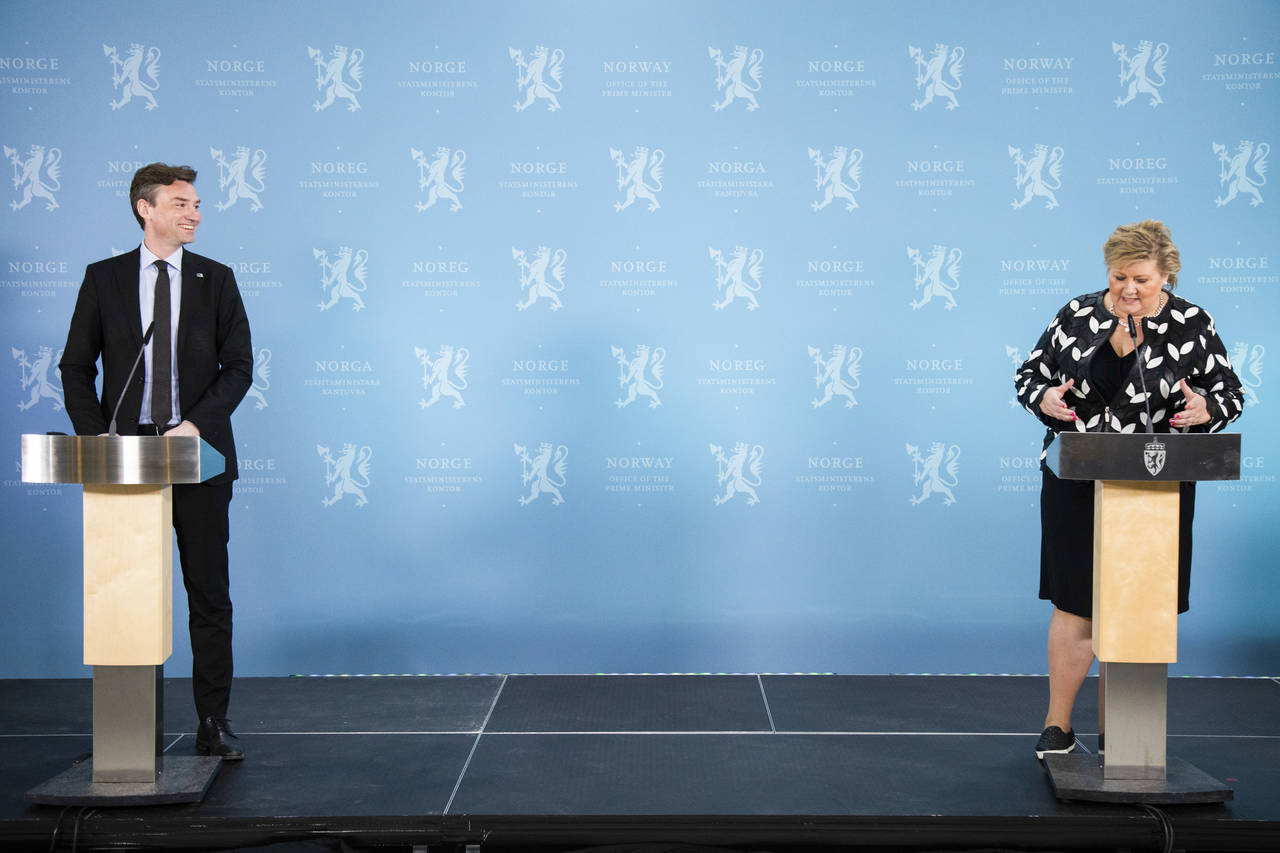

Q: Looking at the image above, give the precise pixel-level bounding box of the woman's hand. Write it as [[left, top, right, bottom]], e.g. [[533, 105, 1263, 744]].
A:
[[1038, 378, 1078, 423], [1170, 379, 1209, 428]]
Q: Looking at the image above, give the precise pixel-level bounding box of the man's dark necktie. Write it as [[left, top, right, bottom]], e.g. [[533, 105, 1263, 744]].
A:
[[151, 260, 172, 429]]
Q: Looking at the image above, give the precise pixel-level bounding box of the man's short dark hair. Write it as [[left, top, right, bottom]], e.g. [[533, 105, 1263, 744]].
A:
[[130, 163, 197, 229]]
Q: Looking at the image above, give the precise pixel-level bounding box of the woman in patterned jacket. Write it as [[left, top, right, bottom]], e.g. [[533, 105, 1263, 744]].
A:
[[1014, 220, 1244, 760]]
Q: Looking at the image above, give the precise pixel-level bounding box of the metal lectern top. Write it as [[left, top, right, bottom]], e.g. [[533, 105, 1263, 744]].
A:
[[20, 434, 225, 485], [1045, 431, 1240, 482]]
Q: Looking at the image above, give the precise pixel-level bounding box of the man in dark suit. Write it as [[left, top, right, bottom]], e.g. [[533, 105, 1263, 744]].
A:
[[60, 162, 253, 759]]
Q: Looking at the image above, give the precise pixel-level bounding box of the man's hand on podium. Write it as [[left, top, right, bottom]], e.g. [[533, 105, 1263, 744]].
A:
[[165, 420, 201, 437]]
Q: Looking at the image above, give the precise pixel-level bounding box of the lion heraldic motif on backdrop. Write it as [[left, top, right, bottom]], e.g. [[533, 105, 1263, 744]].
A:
[[709, 45, 763, 112], [13, 346, 64, 412], [417, 345, 469, 410], [244, 347, 271, 411], [104, 43, 160, 111], [516, 443, 568, 506], [611, 146, 664, 212], [1230, 343, 1264, 407], [613, 345, 665, 409], [909, 43, 963, 111], [315, 247, 369, 311], [309, 45, 364, 112], [5, 145, 61, 211], [710, 246, 763, 311], [510, 46, 564, 112], [318, 444, 372, 507], [211, 146, 266, 212], [809, 345, 861, 409], [711, 442, 764, 506], [1112, 40, 1168, 108], [413, 146, 466, 212], [1214, 140, 1268, 208], [907, 442, 960, 506], [1009, 144, 1063, 210], [513, 247, 567, 311], [908, 245, 961, 311], [809, 146, 862, 212]]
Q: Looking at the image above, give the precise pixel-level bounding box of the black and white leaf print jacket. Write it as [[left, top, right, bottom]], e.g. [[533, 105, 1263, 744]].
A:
[[1015, 290, 1244, 456]]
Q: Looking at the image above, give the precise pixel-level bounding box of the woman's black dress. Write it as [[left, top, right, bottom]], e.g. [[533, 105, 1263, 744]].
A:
[[1038, 341, 1195, 617]]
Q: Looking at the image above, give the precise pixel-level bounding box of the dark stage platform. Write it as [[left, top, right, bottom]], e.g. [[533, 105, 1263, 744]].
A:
[[2, 674, 1278, 851]]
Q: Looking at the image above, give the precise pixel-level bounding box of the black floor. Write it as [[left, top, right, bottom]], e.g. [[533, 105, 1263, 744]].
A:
[[2, 675, 1279, 851]]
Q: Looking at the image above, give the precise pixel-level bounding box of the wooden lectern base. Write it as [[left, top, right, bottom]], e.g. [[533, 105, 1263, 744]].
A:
[[82, 484, 172, 666], [1092, 480, 1179, 664]]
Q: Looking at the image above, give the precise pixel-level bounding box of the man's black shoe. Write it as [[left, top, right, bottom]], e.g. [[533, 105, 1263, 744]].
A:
[[196, 717, 245, 760], [1034, 725, 1076, 760]]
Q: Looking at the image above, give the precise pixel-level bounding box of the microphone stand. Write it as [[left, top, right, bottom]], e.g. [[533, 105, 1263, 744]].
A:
[[108, 321, 155, 436]]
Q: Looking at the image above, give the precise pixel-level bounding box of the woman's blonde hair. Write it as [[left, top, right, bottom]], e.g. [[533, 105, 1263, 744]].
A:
[[1103, 219, 1180, 287]]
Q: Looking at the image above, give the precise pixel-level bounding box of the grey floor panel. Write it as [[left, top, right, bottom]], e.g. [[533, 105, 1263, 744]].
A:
[[0, 679, 91, 735], [487, 675, 772, 732], [449, 732, 1133, 817], [1168, 677, 1280, 736], [0, 735, 93, 819], [4, 732, 475, 820], [763, 675, 1280, 738], [1164, 735, 1280, 821], [763, 675, 1091, 734], [0, 676, 503, 736], [165, 732, 477, 816], [164, 675, 504, 734]]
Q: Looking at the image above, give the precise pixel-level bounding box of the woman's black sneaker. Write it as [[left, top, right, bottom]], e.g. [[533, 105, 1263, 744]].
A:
[[1035, 725, 1076, 759]]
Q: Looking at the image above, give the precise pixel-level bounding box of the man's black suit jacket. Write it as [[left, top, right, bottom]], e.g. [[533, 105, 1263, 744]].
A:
[[60, 247, 253, 483]]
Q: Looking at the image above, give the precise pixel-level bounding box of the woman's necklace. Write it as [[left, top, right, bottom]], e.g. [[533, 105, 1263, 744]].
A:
[[1105, 289, 1168, 321]]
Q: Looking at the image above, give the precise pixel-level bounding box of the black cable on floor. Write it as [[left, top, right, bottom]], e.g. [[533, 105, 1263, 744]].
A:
[[46, 805, 71, 853], [70, 806, 95, 853], [1141, 803, 1175, 853]]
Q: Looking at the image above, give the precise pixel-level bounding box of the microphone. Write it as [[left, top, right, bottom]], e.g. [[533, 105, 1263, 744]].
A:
[[1127, 315, 1154, 434], [107, 320, 155, 437]]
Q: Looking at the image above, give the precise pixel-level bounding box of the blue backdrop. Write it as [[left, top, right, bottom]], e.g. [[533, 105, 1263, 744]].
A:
[[2, 0, 1276, 678]]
